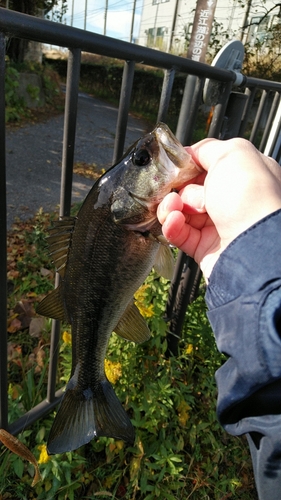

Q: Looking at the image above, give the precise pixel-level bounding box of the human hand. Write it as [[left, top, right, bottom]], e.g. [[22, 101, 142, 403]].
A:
[[157, 138, 281, 281]]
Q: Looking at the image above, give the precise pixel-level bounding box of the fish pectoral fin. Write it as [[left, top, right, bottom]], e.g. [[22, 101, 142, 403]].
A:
[[47, 217, 76, 278], [36, 284, 66, 322], [47, 380, 135, 454], [153, 244, 175, 281], [114, 300, 151, 343]]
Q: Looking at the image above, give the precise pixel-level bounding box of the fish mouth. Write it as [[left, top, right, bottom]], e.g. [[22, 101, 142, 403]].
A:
[[154, 123, 202, 189]]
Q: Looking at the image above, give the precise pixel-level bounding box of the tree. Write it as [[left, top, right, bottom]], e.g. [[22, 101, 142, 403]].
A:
[[4, 0, 67, 62], [242, 2, 281, 79]]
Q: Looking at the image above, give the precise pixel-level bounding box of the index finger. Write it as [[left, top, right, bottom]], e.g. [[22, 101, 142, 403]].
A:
[[185, 138, 223, 172], [187, 137, 281, 180]]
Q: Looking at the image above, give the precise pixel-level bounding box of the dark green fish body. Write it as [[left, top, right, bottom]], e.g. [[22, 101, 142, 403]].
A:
[[37, 123, 200, 454]]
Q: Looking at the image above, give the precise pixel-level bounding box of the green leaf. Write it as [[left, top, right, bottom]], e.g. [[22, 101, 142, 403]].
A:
[[13, 457, 24, 479], [168, 456, 182, 463]]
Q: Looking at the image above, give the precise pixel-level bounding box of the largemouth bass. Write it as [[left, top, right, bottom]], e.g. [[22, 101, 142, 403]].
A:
[[37, 122, 200, 454]]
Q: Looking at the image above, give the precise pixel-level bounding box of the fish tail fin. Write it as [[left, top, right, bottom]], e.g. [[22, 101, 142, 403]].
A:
[[47, 380, 135, 454]]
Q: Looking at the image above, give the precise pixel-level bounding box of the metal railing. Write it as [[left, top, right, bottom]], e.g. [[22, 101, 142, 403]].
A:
[[1, 7, 281, 435]]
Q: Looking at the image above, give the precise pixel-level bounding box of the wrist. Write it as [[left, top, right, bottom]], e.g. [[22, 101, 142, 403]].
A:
[[206, 209, 281, 310]]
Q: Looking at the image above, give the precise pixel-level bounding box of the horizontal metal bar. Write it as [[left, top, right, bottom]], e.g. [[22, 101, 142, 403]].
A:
[[9, 389, 64, 435], [2, 9, 281, 93], [0, 8, 235, 82], [9, 389, 64, 436], [246, 77, 281, 92]]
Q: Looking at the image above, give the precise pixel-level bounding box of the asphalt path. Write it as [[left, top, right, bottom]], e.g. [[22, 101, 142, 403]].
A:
[[6, 93, 149, 229]]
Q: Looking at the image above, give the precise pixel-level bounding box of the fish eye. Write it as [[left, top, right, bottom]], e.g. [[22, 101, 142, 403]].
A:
[[133, 148, 151, 167]]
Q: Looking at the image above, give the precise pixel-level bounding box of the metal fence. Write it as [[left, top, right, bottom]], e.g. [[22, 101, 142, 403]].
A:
[[1, 7, 281, 436]]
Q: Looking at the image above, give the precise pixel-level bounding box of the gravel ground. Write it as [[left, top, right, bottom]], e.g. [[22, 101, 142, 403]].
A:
[[6, 93, 149, 229]]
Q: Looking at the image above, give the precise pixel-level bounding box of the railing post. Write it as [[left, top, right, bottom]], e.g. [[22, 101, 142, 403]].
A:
[[238, 87, 257, 138], [221, 92, 248, 140], [157, 68, 175, 123], [208, 80, 232, 138], [165, 76, 205, 357], [47, 48, 81, 404], [259, 92, 280, 153], [0, 32, 8, 430], [176, 75, 204, 145], [112, 60, 135, 164], [60, 47, 81, 217], [249, 89, 269, 145], [166, 256, 201, 357], [166, 78, 233, 356]]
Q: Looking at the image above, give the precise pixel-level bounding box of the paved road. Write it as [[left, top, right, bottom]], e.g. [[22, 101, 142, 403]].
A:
[[6, 93, 149, 228]]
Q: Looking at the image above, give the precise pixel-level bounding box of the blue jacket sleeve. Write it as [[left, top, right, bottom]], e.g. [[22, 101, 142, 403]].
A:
[[205, 208, 281, 500]]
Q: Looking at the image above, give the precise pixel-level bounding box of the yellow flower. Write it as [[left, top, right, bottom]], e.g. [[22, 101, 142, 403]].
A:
[[135, 302, 154, 318], [185, 344, 193, 355], [177, 401, 191, 427], [104, 475, 115, 488], [231, 479, 243, 488], [104, 359, 122, 384], [62, 331, 72, 344], [38, 444, 51, 464], [134, 284, 154, 318]]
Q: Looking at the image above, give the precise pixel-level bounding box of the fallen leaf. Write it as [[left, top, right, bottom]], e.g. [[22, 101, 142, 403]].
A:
[[29, 317, 45, 338], [7, 318, 22, 334], [0, 429, 42, 487], [13, 300, 35, 329], [7, 270, 20, 280], [40, 267, 53, 278], [7, 342, 22, 361]]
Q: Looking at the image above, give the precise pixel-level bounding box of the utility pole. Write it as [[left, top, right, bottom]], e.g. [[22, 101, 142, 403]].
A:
[[153, 3, 159, 46], [130, 0, 137, 43], [84, 0, 88, 30], [240, 0, 253, 42], [168, 0, 180, 52], [104, 0, 108, 35], [71, 0, 74, 26]]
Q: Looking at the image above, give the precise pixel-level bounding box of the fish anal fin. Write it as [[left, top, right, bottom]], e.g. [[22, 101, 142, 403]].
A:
[[153, 244, 175, 280], [36, 284, 66, 322], [114, 300, 150, 343], [47, 379, 135, 454]]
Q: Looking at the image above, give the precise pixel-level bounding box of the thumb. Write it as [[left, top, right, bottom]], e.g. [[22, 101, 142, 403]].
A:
[[180, 184, 206, 213]]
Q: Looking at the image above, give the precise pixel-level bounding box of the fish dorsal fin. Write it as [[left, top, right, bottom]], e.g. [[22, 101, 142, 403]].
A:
[[37, 283, 66, 322], [153, 244, 175, 281], [47, 217, 76, 278], [114, 300, 151, 343]]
